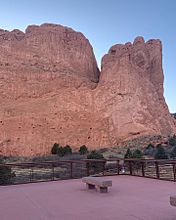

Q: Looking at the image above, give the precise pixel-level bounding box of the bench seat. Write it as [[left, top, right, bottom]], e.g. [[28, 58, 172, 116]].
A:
[[170, 196, 176, 207], [82, 177, 112, 193]]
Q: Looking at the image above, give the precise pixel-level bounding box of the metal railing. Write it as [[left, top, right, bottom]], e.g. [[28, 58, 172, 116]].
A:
[[0, 158, 176, 185]]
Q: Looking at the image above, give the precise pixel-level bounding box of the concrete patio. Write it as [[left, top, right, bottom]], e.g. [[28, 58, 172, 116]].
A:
[[0, 176, 176, 220]]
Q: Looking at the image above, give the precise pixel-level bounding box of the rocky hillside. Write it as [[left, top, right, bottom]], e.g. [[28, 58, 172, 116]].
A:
[[0, 23, 175, 156]]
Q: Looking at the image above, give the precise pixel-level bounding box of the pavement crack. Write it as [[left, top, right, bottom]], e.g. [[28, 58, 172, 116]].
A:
[[19, 189, 51, 220], [129, 214, 145, 220]]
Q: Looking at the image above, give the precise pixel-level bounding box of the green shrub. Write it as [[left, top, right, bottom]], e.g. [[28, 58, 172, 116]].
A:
[[87, 150, 105, 173], [124, 148, 143, 170], [170, 146, 176, 159], [146, 143, 155, 150], [132, 149, 143, 169], [79, 145, 88, 155], [51, 143, 59, 154], [63, 145, 72, 155], [124, 148, 133, 158], [144, 144, 155, 156], [57, 146, 65, 157], [0, 163, 13, 185], [155, 144, 168, 159], [169, 135, 176, 146], [51, 143, 72, 156], [133, 149, 143, 158], [87, 150, 104, 160]]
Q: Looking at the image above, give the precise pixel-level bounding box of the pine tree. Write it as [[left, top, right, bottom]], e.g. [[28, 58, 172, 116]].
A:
[[170, 146, 176, 159], [155, 144, 168, 159], [51, 143, 59, 154], [79, 145, 88, 155], [124, 148, 133, 158]]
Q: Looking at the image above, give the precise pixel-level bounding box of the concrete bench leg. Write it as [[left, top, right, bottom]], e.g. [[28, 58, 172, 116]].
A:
[[170, 196, 176, 207], [99, 186, 108, 193], [86, 183, 95, 190]]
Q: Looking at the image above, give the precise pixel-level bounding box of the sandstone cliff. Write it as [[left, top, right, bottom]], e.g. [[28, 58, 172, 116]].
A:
[[0, 24, 175, 156], [96, 37, 176, 144]]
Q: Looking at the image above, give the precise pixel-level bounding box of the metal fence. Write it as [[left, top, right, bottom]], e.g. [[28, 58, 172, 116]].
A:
[[0, 159, 176, 185]]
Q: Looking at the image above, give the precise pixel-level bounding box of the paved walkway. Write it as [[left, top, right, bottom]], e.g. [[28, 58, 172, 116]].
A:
[[0, 176, 176, 220]]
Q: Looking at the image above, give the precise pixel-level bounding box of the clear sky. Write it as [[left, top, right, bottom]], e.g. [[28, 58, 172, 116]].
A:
[[0, 0, 175, 112]]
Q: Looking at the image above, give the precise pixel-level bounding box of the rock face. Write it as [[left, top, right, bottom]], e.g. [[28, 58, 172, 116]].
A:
[[0, 23, 99, 102], [172, 114, 176, 127], [0, 24, 175, 156], [96, 37, 176, 144]]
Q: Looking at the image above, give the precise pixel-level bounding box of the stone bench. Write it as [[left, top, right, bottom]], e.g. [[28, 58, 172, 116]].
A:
[[170, 196, 176, 207], [82, 176, 112, 193]]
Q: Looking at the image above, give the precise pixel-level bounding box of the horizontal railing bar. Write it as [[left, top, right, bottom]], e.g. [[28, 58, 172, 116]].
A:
[[1, 158, 176, 167]]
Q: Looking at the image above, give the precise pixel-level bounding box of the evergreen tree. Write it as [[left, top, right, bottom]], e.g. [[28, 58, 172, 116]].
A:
[[0, 158, 13, 185], [146, 143, 155, 150], [155, 144, 168, 159], [57, 146, 65, 157], [124, 148, 133, 158], [79, 145, 89, 155], [132, 149, 143, 169], [51, 143, 59, 154], [170, 146, 176, 159], [169, 135, 176, 146], [144, 144, 155, 156], [63, 145, 72, 155], [133, 149, 142, 158]]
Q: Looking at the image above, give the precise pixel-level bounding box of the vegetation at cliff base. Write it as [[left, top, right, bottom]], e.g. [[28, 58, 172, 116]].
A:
[[124, 148, 142, 159], [63, 145, 72, 155], [170, 146, 176, 159], [87, 150, 105, 172], [51, 143, 59, 154], [79, 145, 89, 155], [124, 148, 133, 159], [154, 144, 168, 159], [51, 143, 72, 157], [0, 158, 14, 185], [169, 134, 176, 147]]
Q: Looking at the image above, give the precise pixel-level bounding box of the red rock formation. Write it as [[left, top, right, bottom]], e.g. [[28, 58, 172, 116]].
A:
[[0, 23, 99, 156], [0, 24, 175, 156], [172, 114, 176, 127], [96, 36, 176, 144], [0, 23, 99, 102]]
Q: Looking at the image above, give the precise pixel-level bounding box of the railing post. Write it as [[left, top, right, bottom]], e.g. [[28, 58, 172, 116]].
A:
[[142, 161, 145, 177], [117, 160, 120, 175], [30, 168, 34, 182], [52, 164, 54, 181], [9, 165, 12, 184], [102, 161, 106, 176], [70, 162, 73, 179], [129, 161, 132, 175], [86, 161, 90, 176], [155, 161, 160, 179], [173, 163, 176, 181]]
